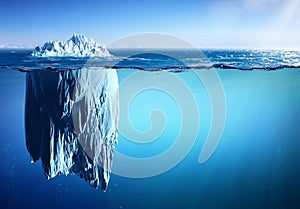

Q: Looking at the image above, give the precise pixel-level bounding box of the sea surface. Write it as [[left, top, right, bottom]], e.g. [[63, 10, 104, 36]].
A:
[[0, 49, 300, 209]]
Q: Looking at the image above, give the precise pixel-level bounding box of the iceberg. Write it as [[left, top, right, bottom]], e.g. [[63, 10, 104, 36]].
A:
[[25, 67, 119, 190], [31, 34, 111, 57]]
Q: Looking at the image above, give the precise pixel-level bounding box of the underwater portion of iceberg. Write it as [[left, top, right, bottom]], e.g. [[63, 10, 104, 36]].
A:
[[25, 68, 119, 190], [31, 34, 111, 57]]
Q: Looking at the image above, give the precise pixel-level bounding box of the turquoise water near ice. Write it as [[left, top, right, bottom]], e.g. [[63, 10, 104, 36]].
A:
[[0, 49, 300, 209]]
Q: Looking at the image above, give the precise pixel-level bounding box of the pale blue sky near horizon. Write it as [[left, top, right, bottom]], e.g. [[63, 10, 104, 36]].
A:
[[0, 0, 299, 49]]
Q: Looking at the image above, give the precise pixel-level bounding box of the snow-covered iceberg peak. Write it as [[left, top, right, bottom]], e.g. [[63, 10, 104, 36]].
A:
[[32, 34, 111, 57]]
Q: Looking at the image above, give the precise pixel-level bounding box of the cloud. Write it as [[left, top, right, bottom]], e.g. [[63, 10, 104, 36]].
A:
[[0, 43, 24, 49], [244, 0, 279, 11]]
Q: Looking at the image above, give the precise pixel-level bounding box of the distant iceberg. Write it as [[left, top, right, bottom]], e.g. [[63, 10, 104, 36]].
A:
[[32, 34, 111, 57], [25, 68, 119, 190]]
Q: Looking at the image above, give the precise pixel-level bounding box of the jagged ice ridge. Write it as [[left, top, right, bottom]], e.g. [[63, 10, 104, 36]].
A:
[[32, 34, 111, 57]]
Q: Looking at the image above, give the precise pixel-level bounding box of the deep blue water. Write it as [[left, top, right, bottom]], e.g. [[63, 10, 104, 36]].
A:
[[0, 49, 300, 209]]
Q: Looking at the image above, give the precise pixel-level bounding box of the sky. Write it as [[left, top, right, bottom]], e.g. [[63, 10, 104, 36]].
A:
[[0, 0, 299, 49]]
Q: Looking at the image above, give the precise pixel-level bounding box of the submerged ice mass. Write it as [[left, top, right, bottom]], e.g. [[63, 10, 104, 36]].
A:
[[25, 68, 119, 190], [31, 34, 111, 57]]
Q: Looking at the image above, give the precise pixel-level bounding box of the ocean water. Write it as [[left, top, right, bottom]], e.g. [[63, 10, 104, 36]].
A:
[[0, 49, 300, 209]]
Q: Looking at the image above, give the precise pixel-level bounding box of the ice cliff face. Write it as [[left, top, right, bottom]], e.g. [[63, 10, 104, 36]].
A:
[[31, 34, 111, 57], [25, 68, 119, 190]]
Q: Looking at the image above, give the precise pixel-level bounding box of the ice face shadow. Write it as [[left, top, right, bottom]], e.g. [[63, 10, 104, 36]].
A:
[[25, 68, 119, 190]]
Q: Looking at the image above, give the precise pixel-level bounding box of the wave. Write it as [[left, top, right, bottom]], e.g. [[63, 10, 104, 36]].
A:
[[11, 64, 300, 73], [210, 64, 300, 71], [1, 49, 300, 73]]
